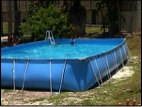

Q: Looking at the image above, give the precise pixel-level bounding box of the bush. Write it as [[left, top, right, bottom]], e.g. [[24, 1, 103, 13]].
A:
[[20, 5, 74, 42]]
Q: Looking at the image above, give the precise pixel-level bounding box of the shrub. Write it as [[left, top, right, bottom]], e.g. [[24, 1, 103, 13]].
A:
[[20, 5, 74, 42]]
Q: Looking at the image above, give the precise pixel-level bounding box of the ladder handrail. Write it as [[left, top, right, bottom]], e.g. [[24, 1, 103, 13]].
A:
[[45, 30, 56, 45], [49, 30, 55, 44]]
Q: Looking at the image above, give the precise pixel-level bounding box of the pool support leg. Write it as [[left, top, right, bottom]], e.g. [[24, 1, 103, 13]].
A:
[[12, 59, 16, 90], [123, 44, 129, 61], [22, 59, 29, 91], [89, 59, 101, 87], [50, 60, 52, 93], [105, 55, 112, 81], [113, 51, 118, 71], [94, 58, 103, 86], [119, 47, 124, 68], [101, 56, 111, 82], [58, 60, 67, 93], [125, 44, 132, 61]]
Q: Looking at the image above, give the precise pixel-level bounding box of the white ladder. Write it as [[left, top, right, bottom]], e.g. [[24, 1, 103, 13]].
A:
[[45, 30, 56, 45]]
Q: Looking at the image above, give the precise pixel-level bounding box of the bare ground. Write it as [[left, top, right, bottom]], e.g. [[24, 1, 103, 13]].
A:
[[1, 90, 53, 105]]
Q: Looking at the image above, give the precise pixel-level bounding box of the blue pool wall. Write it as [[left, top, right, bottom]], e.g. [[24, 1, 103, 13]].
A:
[[1, 38, 129, 91]]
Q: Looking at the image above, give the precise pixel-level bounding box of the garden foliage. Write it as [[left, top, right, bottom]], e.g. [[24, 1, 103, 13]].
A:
[[20, 5, 74, 42]]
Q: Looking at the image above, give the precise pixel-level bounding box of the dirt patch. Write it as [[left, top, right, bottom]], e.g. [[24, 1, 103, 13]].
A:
[[110, 56, 139, 83], [111, 66, 134, 83], [1, 90, 53, 105]]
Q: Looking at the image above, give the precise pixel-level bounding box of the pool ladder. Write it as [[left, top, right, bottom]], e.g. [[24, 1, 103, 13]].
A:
[[45, 30, 56, 45]]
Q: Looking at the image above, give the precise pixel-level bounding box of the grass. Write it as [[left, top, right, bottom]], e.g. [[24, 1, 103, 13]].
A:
[[85, 26, 109, 37], [2, 22, 14, 36], [86, 26, 104, 34], [2, 23, 105, 36], [2, 89, 14, 93], [30, 98, 46, 102]]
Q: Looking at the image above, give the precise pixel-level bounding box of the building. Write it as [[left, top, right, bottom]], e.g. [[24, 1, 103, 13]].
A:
[[120, 0, 141, 33]]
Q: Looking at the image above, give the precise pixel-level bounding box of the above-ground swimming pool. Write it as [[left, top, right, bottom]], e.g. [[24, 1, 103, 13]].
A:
[[1, 38, 129, 92]]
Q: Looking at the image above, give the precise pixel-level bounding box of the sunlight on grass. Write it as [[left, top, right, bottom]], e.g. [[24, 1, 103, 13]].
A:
[[3, 22, 14, 35], [85, 26, 108, 34]]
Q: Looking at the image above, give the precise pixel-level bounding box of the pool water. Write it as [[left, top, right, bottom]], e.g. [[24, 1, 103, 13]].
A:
[[1, 44, 116, 59]]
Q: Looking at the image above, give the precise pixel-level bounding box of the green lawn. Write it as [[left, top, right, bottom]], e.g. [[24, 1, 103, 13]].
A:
[[86, 26, 104, 34], [2, 23, 106, 37]]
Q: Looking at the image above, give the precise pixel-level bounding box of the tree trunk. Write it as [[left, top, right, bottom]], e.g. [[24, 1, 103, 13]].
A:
[[108, 1, 119, 37], [61, 0, 70, 12], [117, 0, 121, 36], [13, 0, 20, 37], [1, 1, 3, 36], [7, 1, 12, 45], [130, 1, 135, 34], [7, 1, 12, 36], [69, 0, 86, 37]]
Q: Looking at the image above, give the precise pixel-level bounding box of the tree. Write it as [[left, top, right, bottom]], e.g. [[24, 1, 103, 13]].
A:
[[7, 1, 13, 45], [20, 5, 74, 42], [60, 0, 87, 37], [25, 0, 56, 18], [96, 0, 107, 34], [23, 0, 87, 38], [117, 0, 121, 36], [68, 0, 86, 37], [13, 0, 20, 37], [96, 0, 121, 37], [1, 1, 3, 36]]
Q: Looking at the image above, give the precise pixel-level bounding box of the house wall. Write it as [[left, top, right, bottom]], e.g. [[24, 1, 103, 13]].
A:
[[2, 1, 103, 24], [133, 1, 141, 32], [121, 1, 141, 33], [2, 1, 27, 22]]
